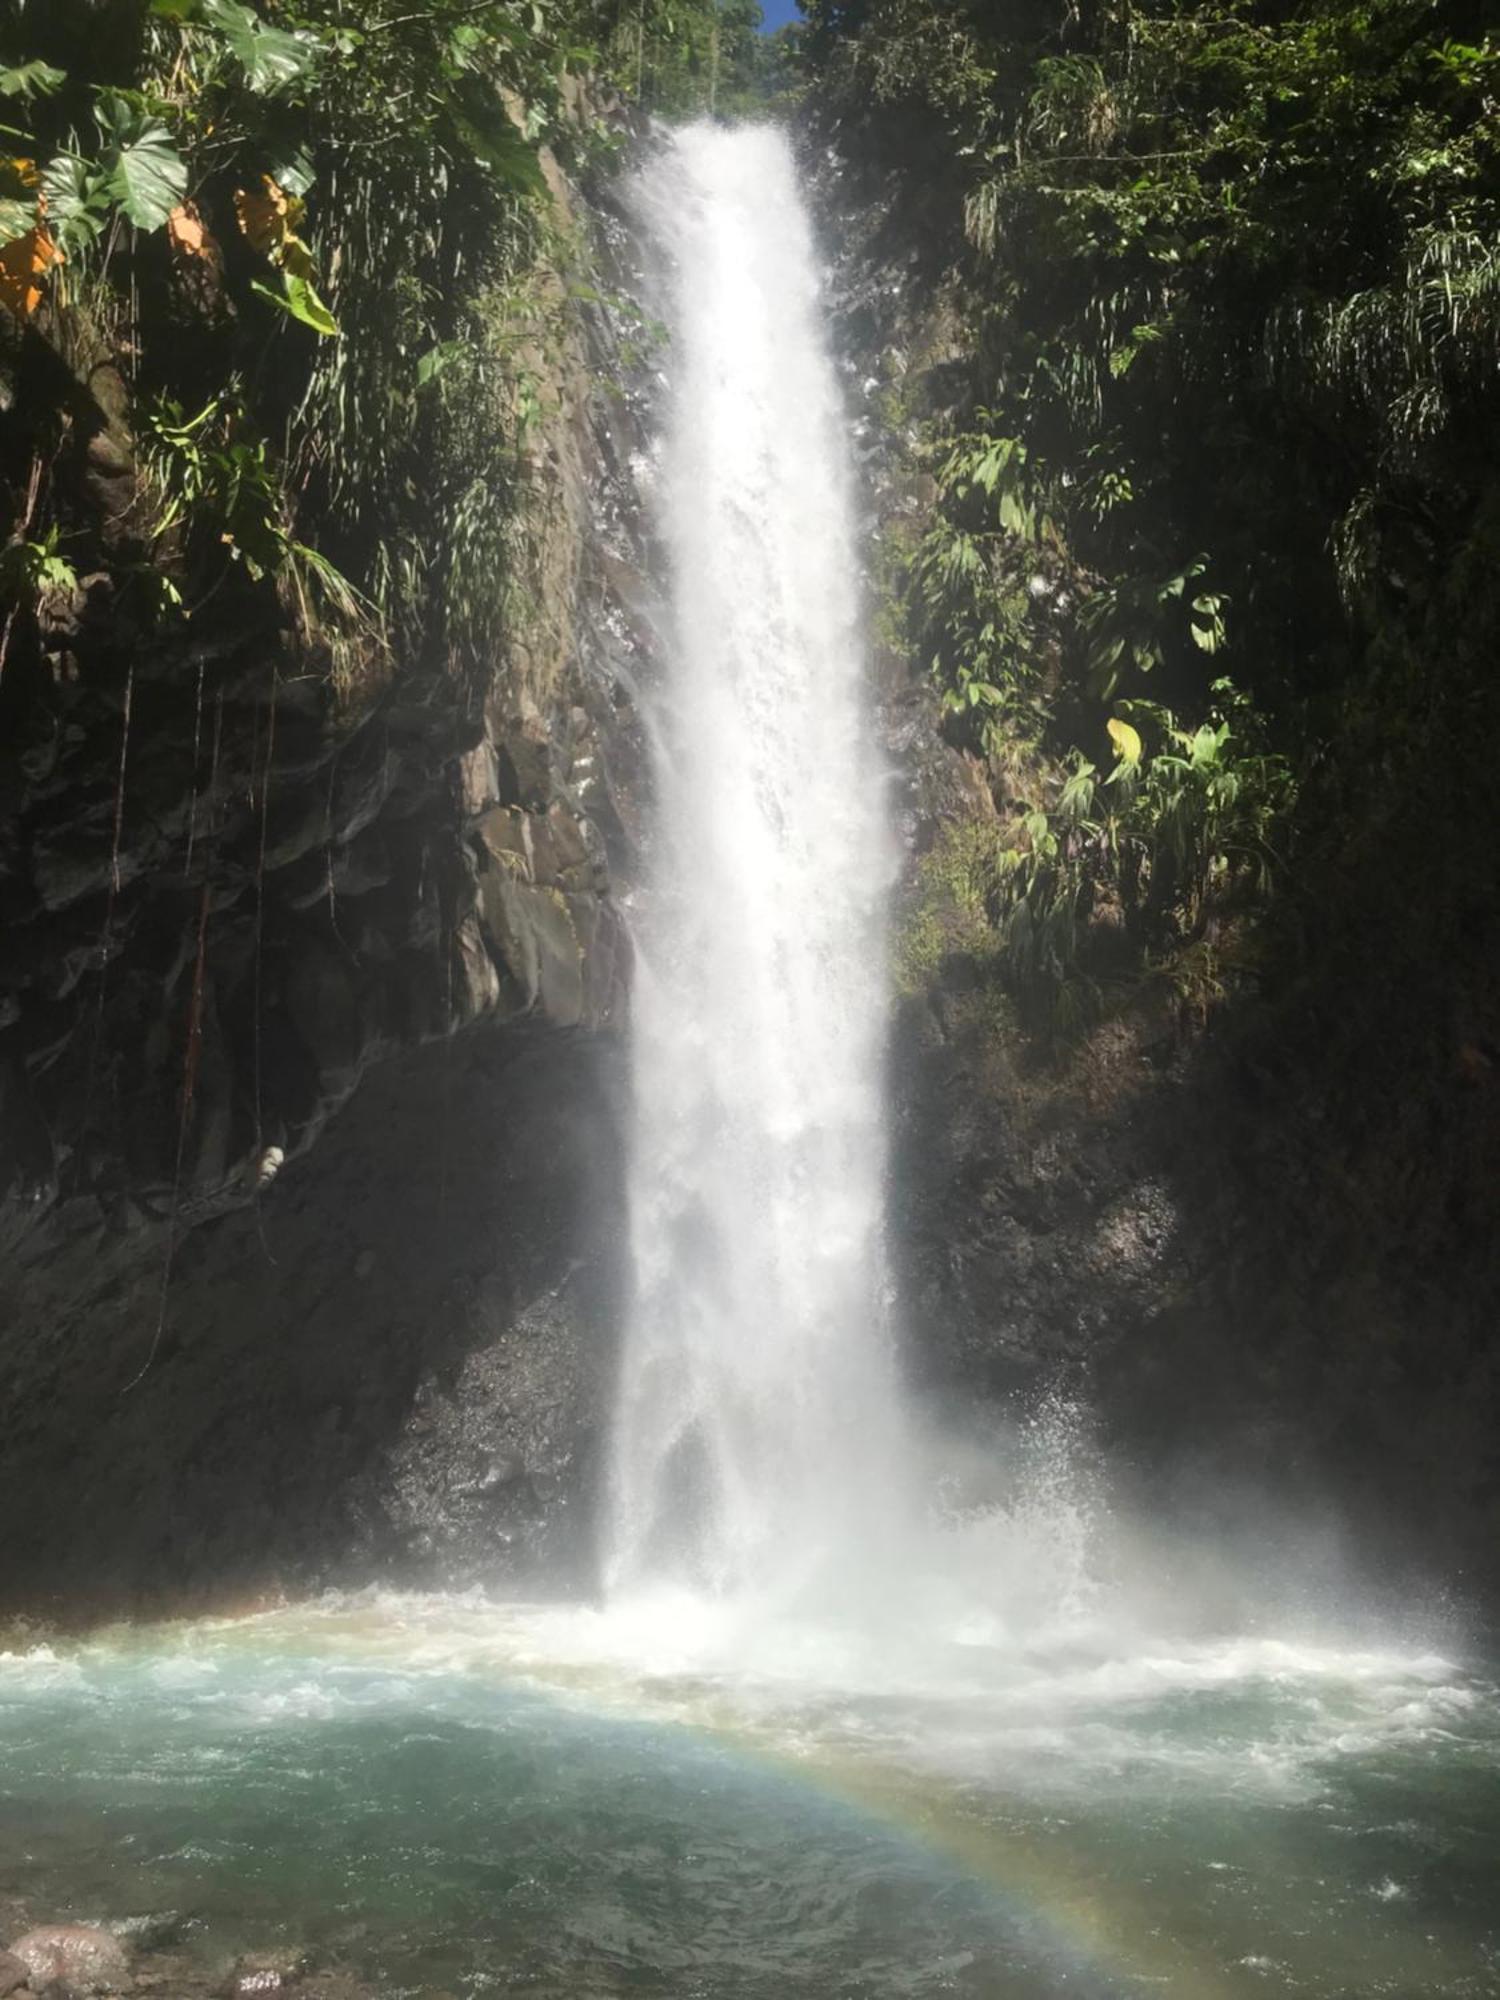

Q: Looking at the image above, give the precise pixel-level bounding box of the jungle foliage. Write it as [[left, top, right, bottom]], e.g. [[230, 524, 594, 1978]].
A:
[[801, 0, 1500, 1033], [0, 0, 765, 701]]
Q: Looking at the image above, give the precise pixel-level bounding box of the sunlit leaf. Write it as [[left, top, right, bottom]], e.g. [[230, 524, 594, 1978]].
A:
[[40, 152, 109, 254], [0, 220, 62, 320], [252, 271, 338, 336], [95, 96, 188, 230], [202, 0, 325, 94], [270, 148, 315, 198], [416, 341, 464, 389], [0, 61, 67, 100], [166, 200, 224, 271], [235, 174, 296, 255]]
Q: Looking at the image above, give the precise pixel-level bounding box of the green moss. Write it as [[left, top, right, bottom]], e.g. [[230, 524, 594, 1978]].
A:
[[894, 818, 1003, 996]]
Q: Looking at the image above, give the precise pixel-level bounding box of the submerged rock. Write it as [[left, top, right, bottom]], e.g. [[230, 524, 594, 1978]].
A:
[[0, 1953, 28, 1997], [223, 1950, 303, 1998], [8, 1925, 130, 1994]]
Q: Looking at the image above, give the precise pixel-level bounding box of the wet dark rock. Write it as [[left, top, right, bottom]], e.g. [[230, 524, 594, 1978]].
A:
[[0, 1028, 626, 1615], [0, 1953, 29, 1997], [371, 1269, 610, 1577]]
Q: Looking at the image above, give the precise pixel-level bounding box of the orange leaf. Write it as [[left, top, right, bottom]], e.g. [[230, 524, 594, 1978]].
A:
[[168, 202, 206, 255], [234, 175, 290, 256], [0, 222, 63, 322], [167, 201, 223, 271]]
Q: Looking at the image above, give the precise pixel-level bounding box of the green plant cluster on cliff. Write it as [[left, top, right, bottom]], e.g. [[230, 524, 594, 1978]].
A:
[[0, 0, 747, 698], [803, 0, 1500, 1034]]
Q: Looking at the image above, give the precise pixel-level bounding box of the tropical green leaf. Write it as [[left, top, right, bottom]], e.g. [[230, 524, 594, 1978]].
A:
[[252, 272, 339, 336], [998, 488, 1033, 536], [1107, 716, 1143, 766], [285, 272, 338, 334], [269, 147, 315, 197], [0, 61, 68, 100], [40, 152, 111, 253], [416, 341, 465, 389], [201, 0, 325, 94], [95, 97, 188, 230]]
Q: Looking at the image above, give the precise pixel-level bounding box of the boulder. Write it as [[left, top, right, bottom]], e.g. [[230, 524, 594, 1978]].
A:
[[8, 1925, 130, 1994]]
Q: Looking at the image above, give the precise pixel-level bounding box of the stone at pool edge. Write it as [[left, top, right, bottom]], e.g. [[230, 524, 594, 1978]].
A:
[[0, 1953, 28, 1998], [7, 1928, 130, 1996], [223, 1957, 302, 2000]]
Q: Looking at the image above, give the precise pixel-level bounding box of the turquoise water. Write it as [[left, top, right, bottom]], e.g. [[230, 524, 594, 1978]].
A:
[[1, 1597, 1498, 1998]]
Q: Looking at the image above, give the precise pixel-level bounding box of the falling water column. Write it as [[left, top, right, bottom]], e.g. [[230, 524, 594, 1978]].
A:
[[606, 124, 907, 1612]]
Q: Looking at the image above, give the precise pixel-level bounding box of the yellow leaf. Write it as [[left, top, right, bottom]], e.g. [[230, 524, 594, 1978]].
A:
[[279, 234, 316, 282], [1106, 716, 1142, 766]]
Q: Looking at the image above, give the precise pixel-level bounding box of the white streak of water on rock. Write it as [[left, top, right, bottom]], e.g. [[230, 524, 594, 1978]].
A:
[[605, 124, 905, 1611]]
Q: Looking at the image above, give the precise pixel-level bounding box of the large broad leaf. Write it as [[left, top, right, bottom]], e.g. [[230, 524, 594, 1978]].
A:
[[1106, 716, 1143, 767], [41, 152, 111, 253], [252, 272, 339, 337], [0, 61, 68, 100], [109, 121, 189, 230], [201, 0, 324, 95], [283, 271, 337, 334], [268, 146, 315, 197], [95, 96, 188, 230]]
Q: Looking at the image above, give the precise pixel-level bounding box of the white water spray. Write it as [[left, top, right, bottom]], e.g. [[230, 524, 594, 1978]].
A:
[[605, 125, 905, 1608]]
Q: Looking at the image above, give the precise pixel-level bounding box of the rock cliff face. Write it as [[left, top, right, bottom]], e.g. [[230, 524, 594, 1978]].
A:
[[2, 1031, 626, 1615], [4, 121, 1495, 1625], [0, 144, 657, 1618]]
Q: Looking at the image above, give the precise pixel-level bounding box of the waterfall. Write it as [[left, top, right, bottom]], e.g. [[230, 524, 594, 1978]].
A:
[[605, 125, 906, 1610]]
